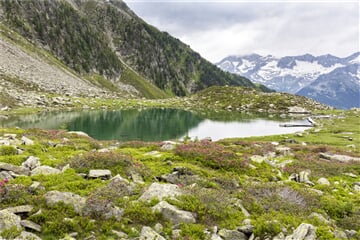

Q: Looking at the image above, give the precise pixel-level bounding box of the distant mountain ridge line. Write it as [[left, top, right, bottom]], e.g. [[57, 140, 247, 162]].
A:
[[216, 52, 360, 109]]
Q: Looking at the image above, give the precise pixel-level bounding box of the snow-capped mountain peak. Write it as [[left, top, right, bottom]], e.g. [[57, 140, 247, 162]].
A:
[[216, 52, 360, 109]]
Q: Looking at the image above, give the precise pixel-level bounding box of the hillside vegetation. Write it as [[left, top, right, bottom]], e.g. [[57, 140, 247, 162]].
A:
[[0, 0, 259, 97]]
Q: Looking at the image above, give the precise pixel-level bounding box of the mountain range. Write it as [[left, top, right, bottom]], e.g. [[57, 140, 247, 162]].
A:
[[0, 0, 263, 100], [216, 53, 360, 109]]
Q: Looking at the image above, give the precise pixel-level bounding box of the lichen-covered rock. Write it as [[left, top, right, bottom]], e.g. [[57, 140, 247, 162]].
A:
[[21, 156, 40, 170], [317, 178, 330, 186], [218, 229, 247, 240], [152, 201, 195, 225], [88, 169, 111, 180], [285, 223, 316, 240], [45, 191, 86, 214], [139, 183, 182, 201], [16, 231, 42, 240], [20, 220, 42, 232], [31, 166, 61, 176], [21, 136, 34, 145], [6, 205, 34, 214], [0, 209, 21, 232], [139, 226, 166, 240], [0, 162, 30, 176]]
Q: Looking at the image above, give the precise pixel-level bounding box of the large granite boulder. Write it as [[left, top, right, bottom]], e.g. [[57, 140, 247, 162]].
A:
[[44, 191, 86, 214], [139, 183, 182, 201]]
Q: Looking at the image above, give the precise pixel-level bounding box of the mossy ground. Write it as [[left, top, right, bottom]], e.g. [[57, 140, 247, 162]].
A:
[[0, 107, 359, 239]]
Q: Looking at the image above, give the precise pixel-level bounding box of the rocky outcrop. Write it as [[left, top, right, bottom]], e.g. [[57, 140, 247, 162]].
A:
[[0, 209, 21, 232], [139, 183, 182, 201], [21, 156, 41, 170], [88, 169, 112, 180], [285, 223, 316, 240], [31, 166, 61, 176], [218, 229, 247, 240], [152, 201, 196, 225], [0, 162, 30, 176], [320, 152, 360, 162], [139, 226, 166, 240], [45, 191, 86, 214]]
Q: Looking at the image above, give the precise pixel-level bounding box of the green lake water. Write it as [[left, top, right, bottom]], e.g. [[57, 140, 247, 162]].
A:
[[0, 108, 311, 141]]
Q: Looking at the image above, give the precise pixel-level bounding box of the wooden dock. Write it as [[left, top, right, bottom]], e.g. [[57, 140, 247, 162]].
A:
[[279, 117, 316, 128]]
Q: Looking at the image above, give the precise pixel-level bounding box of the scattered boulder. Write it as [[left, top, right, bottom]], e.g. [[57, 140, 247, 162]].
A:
[[0, 162, 30, 176], [130, 172, 144, 184], [21, 156, 40, 170], [139, 183, 182, 201], [285, 223, 316, 240], [275, 146, 292, 156], [139, 226, 166, 240], [237, 224, 254, 235], [161, 141, 177, 150], [31, 166, 61, 176], [159, 167, 199, 185], [6, 205, 34, 214], [67, 131, 90, 138], [250, 155, 266, 164], [0, 209, 21, 232], [289, 170, 314, 186], [16, 231, 42, 240], [218, 229, 247, 240], [152, 201, 196, 225], [0, 171, 13, 180], [288, 106, 310, 114], [309, 212, 331, 224], [88, 169, 112, 180], [45, 191, 86, 214], [20, 220, 42, 232], [319, 153, 360, 162], [21, 136, 34, 145], [317, 178, 330, 186]]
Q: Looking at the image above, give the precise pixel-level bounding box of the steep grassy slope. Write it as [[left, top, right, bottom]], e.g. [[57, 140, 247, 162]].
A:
[[0, 0, 258, 97]]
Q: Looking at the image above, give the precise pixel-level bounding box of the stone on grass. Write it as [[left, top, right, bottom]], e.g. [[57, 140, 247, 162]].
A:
[[67, 131, 89, 138], [317, 178, 330, 186], [139, 226, 166, 240], [250, 155, 266, 164], [218, 229, 247, 240], [45, 191, 86, 214], [21, 136, 34, 145], [152, 201, 196, 225], [31, 166, 61, 176], [0, 209, 21, 232], [0, 162, 30, 176], [139, 183, 182, 201], [284, 223, 316, 240], [0, 171, 13, 180], [88, 169, 112, 180], [6, 205, 34, 214], [22, 156, 40, 170], [319, 153, 360, 162], [16, 231, 42, 240], [20, 220, 42, 232]]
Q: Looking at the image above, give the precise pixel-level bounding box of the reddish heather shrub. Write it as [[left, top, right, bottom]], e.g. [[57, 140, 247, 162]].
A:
[[175, 141, 242, 170]]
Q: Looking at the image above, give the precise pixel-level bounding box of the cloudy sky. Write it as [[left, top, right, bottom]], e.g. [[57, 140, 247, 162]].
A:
[[123, 0, 359, 63]]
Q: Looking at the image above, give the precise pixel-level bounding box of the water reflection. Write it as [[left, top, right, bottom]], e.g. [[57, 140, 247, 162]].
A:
[[0, 109, 311, 141]]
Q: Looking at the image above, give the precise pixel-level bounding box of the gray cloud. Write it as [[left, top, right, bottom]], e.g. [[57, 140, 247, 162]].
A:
[[124, 1, 359, 62]]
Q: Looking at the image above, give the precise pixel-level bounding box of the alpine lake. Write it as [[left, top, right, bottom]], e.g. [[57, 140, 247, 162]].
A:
[[0, 108, 313, 142]]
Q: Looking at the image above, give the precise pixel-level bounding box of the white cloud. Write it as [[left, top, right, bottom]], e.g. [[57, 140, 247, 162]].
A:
[[124, 1, 359, 62]]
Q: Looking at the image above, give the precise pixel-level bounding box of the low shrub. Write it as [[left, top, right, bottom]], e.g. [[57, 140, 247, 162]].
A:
[[0, 145, 17, 156], [180, 223, 206, 240]]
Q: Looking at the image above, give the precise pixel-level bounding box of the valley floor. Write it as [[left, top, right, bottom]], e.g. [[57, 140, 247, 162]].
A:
[[0, 101, 359, 239]]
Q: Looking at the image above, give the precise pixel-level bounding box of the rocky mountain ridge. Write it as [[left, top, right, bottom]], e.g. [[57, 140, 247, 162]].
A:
[[0, 0, 258, 98]]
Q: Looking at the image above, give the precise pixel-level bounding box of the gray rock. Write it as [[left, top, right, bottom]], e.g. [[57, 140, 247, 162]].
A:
[[0, 171, 13, 180], [139, 226, 166, 240], [130, 172, 144, 184], [333, 230, 347, 239], [31, 166, 61, 176], [0, 209, 21, 232], [88, 169, 112, 180], [28, 181, 43, 193], [154, 223, 163, 234], [45, 191, 86, 214], [6, 205, 34, 214], [161, 141, 177, 150], [21, 136, 34, 145], [15, 231, 42, 240], [284, 223, 316, 240], [152, 201, 196, 225], [344, 172, 357, 178], [111, 230, 128, 239], [103, 206, 123, 221], [20, 220, 41, 232], [319, 152, 360, 162], [210, 233, 223, 240], [67, 131, 90, 138], [0, 162, 30, 176], [250, 155, 266, 164], [139, 183, 182, 201], [309, 213, 331, 224], [237, 225, 254, 235], [345, 230, 357, 239], [22, 156, 40, 170], [317, 178, 330, 186], [218, 229, 247, 240], [275, 146, 292, 156], [288, 106, 310, 114]]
